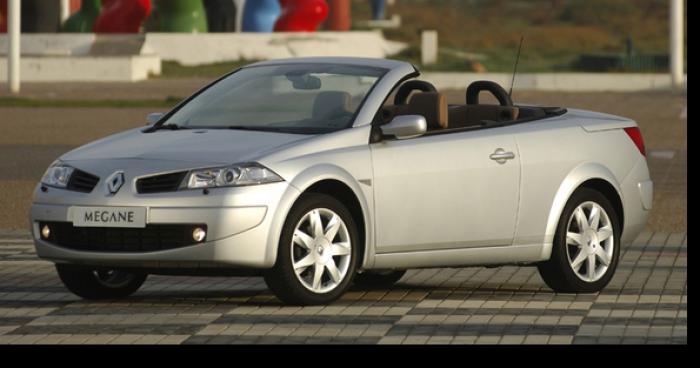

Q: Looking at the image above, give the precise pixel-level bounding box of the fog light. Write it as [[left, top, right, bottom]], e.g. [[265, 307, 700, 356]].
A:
[[40, 224, 51, 239], [192, 227, 206, 242]]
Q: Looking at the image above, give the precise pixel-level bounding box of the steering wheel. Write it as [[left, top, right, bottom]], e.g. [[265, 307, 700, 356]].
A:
[[394, 80, 437, 105], [466, 81, 513, 106]]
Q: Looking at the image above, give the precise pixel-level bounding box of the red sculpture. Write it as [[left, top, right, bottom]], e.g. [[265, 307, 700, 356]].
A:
[[93, 0, 152, 33], [274, 0, 329, 32]]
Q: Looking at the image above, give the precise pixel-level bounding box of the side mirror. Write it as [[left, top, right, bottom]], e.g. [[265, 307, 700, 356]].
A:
[[146, 112, 164, 125], [380, 115, 427, 140]]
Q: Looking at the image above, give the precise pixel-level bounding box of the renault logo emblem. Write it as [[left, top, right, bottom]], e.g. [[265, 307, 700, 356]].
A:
[[105, 171, 125, 195]]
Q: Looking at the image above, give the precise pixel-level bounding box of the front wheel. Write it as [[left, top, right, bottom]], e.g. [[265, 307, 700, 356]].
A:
[[537, 188, 621, 293], [264, 194, 360, 305], [56, 264, 147, 299]]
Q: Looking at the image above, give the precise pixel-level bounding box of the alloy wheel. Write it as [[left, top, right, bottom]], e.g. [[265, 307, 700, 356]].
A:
[[565, 201, 615, 282], [290, 208, 352, 294]]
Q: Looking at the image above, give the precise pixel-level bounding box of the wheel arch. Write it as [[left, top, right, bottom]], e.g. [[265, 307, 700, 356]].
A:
[[269, 164, 373, 269], [579, 179, 624, 230], [541, 162, 624, 260]]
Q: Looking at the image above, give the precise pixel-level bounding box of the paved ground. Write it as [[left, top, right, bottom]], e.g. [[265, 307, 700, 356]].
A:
[[0, 230, 686, 345]]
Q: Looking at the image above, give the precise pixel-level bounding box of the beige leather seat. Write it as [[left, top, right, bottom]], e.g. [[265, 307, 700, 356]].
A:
[[384, 92, 448, 130]]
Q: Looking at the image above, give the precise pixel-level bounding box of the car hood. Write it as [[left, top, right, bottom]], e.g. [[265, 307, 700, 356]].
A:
[[60, 127, 313, 166]]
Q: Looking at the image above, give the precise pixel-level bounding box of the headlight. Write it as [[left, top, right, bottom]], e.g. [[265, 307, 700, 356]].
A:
[[40, 161, 75, 188], [185, 163, 283, 189]]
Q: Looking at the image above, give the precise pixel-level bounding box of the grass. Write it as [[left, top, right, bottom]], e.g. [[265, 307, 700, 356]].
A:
[[352, 0, 684, 72], [393, 45, 579, 73], [0, 96, 183, 108]]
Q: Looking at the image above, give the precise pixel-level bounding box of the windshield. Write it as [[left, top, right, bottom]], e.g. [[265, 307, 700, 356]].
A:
[[161, 63, 387, 134]]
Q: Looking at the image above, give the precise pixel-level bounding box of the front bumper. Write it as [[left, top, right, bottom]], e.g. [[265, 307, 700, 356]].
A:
[[29, 181, 299, 268]]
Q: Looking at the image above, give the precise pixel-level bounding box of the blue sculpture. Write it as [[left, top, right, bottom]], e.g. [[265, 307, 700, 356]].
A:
[[370, 0, 385, 20], [242, 0, 281, 32]]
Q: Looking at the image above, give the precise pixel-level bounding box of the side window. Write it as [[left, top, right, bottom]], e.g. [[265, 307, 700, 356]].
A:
[[376, 89, 399, 124], [383, 89, 398, 108]]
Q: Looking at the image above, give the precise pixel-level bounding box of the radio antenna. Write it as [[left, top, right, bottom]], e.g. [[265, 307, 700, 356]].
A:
[[509, 36, 524, 97]]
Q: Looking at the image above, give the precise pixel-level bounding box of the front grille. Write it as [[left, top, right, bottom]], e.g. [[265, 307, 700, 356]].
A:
[[136, 171, 187, 194], [66, 170, 100, 193], [40, 221, 207, 252]]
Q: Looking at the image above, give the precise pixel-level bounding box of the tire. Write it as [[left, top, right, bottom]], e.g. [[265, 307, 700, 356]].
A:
[[56, 264, 147, 300], [354, 270, 406, 288], [537, 188, 621, 293], [264, 193, 360, 305]]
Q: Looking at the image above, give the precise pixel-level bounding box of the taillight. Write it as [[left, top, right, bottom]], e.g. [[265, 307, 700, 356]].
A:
[[624, 127, 646, 157]]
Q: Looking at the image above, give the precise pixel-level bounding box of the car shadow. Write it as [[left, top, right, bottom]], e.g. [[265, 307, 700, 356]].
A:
[[108, 281, 568, 307]]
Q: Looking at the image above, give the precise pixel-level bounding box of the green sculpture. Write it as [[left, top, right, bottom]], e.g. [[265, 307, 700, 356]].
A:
[[148, 0, 208, 33], [61, 0, 101, 33]]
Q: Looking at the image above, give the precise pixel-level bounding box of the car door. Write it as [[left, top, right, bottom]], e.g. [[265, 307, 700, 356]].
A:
[[370, 126, 521, 254]]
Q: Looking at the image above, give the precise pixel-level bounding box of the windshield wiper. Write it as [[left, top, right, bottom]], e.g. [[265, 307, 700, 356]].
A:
[[149, 123, 189, 131], [225, 125, 332, 134], [226, 125, 288, 132]]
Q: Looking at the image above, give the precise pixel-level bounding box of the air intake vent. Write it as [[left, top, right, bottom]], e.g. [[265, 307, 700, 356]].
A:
[[136, 171, 187, 194], [66, 170, 100, 193], [40, 221, 207, 252]]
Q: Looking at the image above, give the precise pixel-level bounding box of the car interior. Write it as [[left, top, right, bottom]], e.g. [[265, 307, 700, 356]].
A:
[[377, 79, 564, 134], [312, 90, 354, 120]]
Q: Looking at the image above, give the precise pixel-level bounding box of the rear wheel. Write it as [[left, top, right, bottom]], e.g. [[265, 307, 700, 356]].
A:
[[538, 188, 621, 293], [264, 194, 360, 305], [354, 270, 406, 288], [56, 264, 147, 299]]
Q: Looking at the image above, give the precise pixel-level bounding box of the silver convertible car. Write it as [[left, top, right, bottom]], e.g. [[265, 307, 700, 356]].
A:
[[30, 57, 652, 305]]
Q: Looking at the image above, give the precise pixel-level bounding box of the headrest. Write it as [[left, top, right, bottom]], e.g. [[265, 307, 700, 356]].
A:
[[312, 91, 351, 118], [408, 92, 448, 129]]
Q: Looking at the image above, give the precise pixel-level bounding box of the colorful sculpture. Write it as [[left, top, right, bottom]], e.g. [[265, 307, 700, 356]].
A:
[[204, 0, 237, 32], [93, 0, 151, 33], [370, 0, 385, 20], [326, 0, 350, 31], [149, 0, 208, 33], [241, 0, 280, 32], [275, 0, 329, 32], [62, 0, 102, 33]]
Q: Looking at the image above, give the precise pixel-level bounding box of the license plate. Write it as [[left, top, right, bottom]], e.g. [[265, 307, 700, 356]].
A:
[[71, 206, 147, 228]]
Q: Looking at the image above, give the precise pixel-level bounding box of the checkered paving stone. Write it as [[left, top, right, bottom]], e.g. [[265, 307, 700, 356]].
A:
[[0, 230, 686, 344]]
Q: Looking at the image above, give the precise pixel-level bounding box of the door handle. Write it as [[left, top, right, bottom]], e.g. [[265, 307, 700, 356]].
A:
[[490, 148, 515, 164]]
